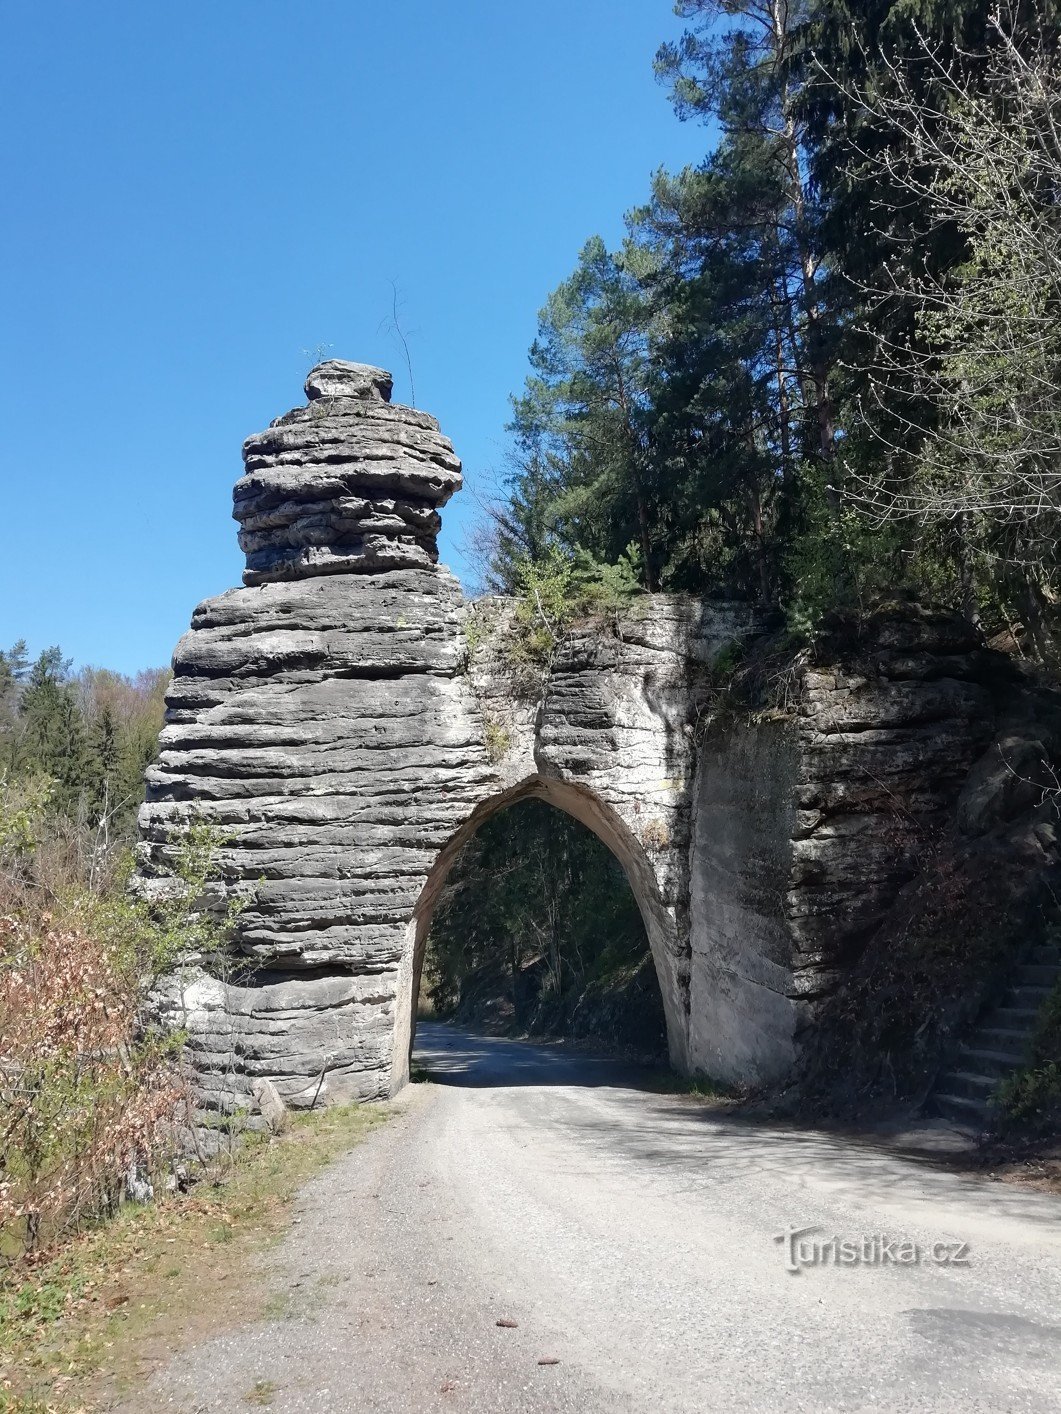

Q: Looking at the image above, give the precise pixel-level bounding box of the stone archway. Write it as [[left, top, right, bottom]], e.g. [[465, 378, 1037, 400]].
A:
[[390, 774, 685, 1092], [137, 360, 769, 1120], [139, 361, 993, 1125]]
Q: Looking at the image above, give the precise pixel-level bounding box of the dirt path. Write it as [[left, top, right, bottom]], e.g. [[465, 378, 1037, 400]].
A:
[[125, 1023, 1061, 1413]]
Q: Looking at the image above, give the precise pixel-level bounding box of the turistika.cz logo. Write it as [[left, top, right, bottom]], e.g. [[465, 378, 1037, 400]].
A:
[[774, 1224, 971, 1274]]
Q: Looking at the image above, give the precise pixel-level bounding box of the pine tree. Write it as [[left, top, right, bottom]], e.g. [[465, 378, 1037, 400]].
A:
[[18, 648, 90, 811], [505, 236, 660, 590]]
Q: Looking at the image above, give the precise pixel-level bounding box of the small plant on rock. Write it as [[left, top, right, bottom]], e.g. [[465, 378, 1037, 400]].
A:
[[994, 966, 1061, 1135], [483, 718, 511, 764], [504, 545, 643, 673]]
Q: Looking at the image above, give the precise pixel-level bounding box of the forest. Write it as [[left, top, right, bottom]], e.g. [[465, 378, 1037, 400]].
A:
[[0, 641, 167, 845], [427, 0, 1061, 1036], [475, 0, 1061, 641]]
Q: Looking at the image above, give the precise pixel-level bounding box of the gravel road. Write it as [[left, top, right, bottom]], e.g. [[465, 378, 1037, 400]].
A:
[[135, 1022, 1061, 1413]]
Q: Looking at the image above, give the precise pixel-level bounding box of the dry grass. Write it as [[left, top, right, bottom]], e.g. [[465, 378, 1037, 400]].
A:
[[990, 1156, 1061, 1195], [0, 1102, 388, 1413]]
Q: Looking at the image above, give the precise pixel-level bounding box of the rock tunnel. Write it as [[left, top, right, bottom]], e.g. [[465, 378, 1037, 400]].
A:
[[139, 361, 997, 1122]]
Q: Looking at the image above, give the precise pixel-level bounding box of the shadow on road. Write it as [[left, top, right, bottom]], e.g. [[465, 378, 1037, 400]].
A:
[[412, 1020, 667, 1091], [412, 1022, 1061, 1232]]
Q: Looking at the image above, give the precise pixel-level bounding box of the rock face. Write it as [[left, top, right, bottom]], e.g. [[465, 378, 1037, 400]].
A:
[[234, 360, 461, 584], [689, 613, 998, 1085], [140, 364, 1012, 1123]]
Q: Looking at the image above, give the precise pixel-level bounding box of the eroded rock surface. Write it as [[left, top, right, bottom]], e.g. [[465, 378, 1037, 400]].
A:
[[234, 360, 461, 584], [141, 364, 1019, 1125]]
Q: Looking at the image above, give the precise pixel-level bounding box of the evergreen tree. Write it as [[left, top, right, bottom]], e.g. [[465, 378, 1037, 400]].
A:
[[505, 236, 660, 590], [0, 646, 168, 833], [18, 649, 90, 812], [86, 703, 122, 822], [0, 642, 29, 775]]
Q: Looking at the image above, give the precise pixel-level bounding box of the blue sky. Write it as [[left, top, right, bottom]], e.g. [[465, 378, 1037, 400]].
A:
[[1, 2, 710, 674]]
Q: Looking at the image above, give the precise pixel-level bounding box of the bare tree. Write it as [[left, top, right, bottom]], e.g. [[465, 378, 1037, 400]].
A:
[[826, 7, 1061, 601], [379, 281, 417, 408]]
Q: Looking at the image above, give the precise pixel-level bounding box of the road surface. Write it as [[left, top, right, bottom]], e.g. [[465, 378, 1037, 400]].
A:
[[138, 1023, 1061, 1412]]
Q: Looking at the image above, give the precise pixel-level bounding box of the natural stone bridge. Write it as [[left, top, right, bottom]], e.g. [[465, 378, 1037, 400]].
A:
[[139, 362, 994, 1119]]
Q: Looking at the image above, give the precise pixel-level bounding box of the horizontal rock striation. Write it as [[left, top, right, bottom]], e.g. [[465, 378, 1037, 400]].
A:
[[234, 360, 462, 585], [141, 364, 763, 1122], [689, 610, 1003, 1087], [140, 565, 495, 1113], [141, 360, 1015, 1127], [790, 611, 996, 992]]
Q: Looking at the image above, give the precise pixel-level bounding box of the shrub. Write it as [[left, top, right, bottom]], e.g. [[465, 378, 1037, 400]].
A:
[[483, 718, 511, 764], [0, 911, 182, 1258], [0, 783, 236, 1262], [994, 970, 1061, 1134], [505, 545, 643, 672]]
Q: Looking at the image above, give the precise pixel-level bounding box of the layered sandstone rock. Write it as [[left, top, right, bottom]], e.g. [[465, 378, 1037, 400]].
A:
[[141, 361, 1014, 1128], [141, 364, 758, 1123], [140, 366, 486, 1118], [234, 360, 461, 584], [688, 610, 1002, 1087]]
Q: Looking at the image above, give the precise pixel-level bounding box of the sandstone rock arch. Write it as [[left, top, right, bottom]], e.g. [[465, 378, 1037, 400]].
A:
[[391, 773, 683, 1091], [141, 361, 996, 1125]]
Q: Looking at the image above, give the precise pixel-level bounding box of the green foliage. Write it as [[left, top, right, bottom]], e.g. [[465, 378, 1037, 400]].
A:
[[994, 971, 1061, 1132], [504, 544, 643, 671], [483, 718, 511, 763], [0, 778, 53, 862], [463, 614, 487, 658], [482, 0, 1061, 649], [500, 236, 660, 591], [995, 1063, 1061, 1129], [710, 640, 743, 682], [0, 641, 168, 839], [782, 471, 912, 637], [0, 788, 240, 1261]]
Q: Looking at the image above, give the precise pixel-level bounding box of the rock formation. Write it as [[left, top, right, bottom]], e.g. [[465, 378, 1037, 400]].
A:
[[141, 361, 1032, 1127], [234, 360, 461, 582]]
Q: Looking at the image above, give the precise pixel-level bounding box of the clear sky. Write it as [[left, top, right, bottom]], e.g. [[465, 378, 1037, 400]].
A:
[[1, 1, 710, 674]]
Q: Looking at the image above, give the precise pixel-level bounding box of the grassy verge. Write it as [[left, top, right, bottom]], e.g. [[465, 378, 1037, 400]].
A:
[[0, 1103, 389, 1413], [649, 1073, 743, 1102]]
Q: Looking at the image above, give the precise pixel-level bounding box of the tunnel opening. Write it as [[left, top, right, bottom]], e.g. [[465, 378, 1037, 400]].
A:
[[392, 776, 683, 1091], [418, 797, 666, 1059]]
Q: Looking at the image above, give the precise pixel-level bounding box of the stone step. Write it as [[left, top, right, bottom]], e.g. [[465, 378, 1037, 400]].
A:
[[977, 1028, 1031, 1059], [936, 1069, 998, 1102], [1013, 962, 1061, 988], [933, 1092, 988, 1127], [955, 1047, 1026, 1080], [1006, 984, 1054, 1010], [989, 1005, 1042, 1029], [925, 945, 1056, 1125]]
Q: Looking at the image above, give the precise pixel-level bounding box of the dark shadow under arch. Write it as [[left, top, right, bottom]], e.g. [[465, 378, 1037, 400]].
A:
[[390, 774, 686, 1092]]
